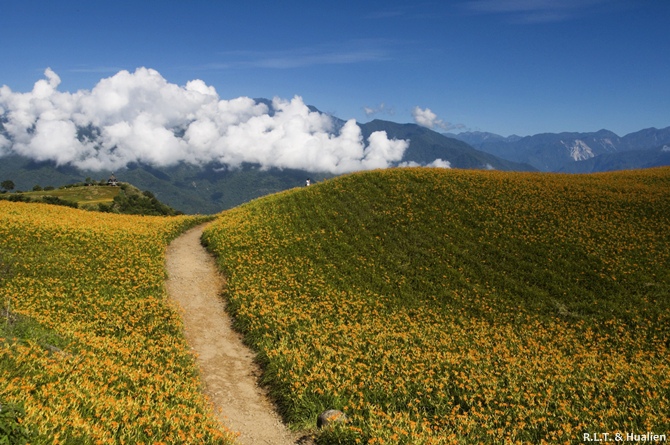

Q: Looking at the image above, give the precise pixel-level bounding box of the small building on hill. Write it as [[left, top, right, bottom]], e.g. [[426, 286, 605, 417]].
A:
[[107, 174, 119, 186]]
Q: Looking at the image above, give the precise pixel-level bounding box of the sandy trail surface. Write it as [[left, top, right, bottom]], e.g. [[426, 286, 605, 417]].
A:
[[165, 224, 312, 445]]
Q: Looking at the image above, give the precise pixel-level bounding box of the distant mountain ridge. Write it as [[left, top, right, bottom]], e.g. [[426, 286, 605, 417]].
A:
[[360, 120, 534, 171], [448, 127, 670, 172]]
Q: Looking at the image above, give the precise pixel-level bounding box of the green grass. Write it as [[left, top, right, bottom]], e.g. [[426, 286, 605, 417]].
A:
[[1, 308, 70, 353], [18, 185, 119, 206], [203, 167, 670, 444], [1, 248, 69, 352]]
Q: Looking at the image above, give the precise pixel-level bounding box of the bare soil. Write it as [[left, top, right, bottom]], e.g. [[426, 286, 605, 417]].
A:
[[166, 224, 314, 445]]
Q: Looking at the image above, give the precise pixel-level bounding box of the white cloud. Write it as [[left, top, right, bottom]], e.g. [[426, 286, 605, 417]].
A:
[[412, 106, 441, 129], [399, 158, 452, 169], [412, 106, 463, 132], [0, 68, 409, 174], [427, 158, 452, 168], [361, 130, 407, 169], [0, 134, 11, 155]]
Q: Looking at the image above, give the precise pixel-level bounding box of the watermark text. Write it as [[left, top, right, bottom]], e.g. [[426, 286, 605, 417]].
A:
[[583, 432, 667, 442]]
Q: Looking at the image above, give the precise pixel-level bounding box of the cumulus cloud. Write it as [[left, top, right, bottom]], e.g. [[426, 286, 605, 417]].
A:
[[412, 106, 439, 129], [427, 158, 452, 168], [399, 158, 451, 169], [0, 68, 409, 174], [0, 134, 10, 155], [412, 106, 463, 131]]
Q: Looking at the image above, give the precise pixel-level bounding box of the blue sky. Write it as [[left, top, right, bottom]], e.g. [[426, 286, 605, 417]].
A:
[[1, 0, 669, 137]]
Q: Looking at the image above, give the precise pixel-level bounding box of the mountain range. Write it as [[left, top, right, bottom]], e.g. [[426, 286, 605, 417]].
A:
[[448, 127, 670, 172], [1, 102, 668, 214]]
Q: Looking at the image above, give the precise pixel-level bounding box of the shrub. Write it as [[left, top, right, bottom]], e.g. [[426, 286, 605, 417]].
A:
[[0, 402, 32, 445]]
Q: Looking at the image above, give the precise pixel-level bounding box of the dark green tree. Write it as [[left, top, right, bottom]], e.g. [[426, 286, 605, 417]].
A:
[[1, 180, 15, 192]]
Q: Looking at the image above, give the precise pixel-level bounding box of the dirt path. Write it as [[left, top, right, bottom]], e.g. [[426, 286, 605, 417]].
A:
[[165, 224, 311, 445]]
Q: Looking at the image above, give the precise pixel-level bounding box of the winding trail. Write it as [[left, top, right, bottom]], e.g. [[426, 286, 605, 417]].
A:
[[165, 224, 310, 445]]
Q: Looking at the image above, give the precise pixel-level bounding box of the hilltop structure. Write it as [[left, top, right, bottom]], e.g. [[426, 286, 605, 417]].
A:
[[107, 174, 118, 186]]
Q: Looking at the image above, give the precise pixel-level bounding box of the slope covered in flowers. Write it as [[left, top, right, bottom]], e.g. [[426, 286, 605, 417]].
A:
[[0, 202, 233, 444], [203, 167, 670, 444]]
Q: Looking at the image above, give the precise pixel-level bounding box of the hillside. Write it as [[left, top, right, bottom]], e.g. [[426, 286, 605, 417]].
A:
[[203, 167, 670, 444], [0, 203, 228, 443], [18, 184, 120, 206], [1, 181, 184, 215]]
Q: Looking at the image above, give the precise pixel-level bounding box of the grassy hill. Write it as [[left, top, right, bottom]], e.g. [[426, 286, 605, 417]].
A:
[[16, 185, 120, 206], [0, 203, 230, 444], [203, 167, 670, 444], [2, 167, 668, 444], [4, 182, 184, 216]]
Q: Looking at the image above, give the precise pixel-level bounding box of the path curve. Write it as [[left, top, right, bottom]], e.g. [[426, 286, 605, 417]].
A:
[[166, 224, 309, 445]]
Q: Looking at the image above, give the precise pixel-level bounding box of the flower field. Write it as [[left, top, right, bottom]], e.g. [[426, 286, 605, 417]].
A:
[[0, 201, 234, 444], [203, 167, 670, 444]]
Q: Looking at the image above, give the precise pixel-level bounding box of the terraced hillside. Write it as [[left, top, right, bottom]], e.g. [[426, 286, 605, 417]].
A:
[[203, 167, 670, 444]]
